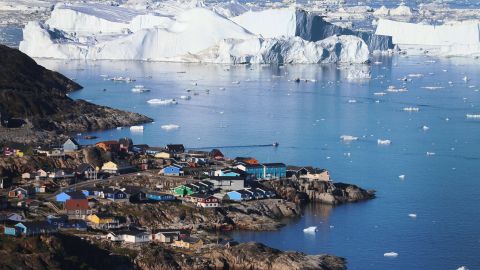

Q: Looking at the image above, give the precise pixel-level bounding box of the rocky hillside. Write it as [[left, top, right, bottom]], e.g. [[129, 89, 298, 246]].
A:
[[0, 233, 133, 270], [136, 242, 346, 270], [0, 45, 151, 136]]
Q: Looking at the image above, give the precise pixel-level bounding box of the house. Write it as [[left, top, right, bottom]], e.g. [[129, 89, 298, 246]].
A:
[[0, 213, 24, 222], [226, 190, 252, 201], [65, 198, 92, 219], [209, 149, 224, 160], [304, 168, 330, 181], [63, 137, 81, 152], [214, 168, 245, 177], [49, 169, 75, 179], [188, 194, 219, 208], [101, 161, 134, 174], [146, 191, 176, 201], [119, 137, 133, 152], [5, 221, 57, 236], [154, 152, 172, 159], [236, 163, 286, 180], [173, 184, 197, 197], [159, 164, 183, 176], [123, 186, 147, 203], [76, 163, 97, 180], [107, 230, 151, 243], [37, 169, 48, 178], [56, 191, 87, 203], [22, 172, 36, 180], [166, 144, 185, 154], [208, 176, 245, 191], [87, 214, 125, 229], [102, 188, 129, 202], [173, 237, 203, 249], [95, 141, 120, 153], [47, 215, 88, 230], [8, 187, 34, 199], [152, 229, 180, 243]]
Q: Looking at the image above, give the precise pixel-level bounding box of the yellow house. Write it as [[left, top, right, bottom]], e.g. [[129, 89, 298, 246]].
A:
[[173, 237, 203, 249], [154, 152, 172, 159], [87, 214, 114, 225], [101, 161, 119, 173], [15, 150, 24, 157]]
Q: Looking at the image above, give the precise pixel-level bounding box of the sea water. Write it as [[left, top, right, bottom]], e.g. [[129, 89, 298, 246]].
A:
[[37, 54, 480, 270]]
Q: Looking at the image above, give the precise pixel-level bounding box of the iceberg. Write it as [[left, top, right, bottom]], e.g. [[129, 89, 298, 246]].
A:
[[403, 107, 420, 112], [130, 125, 144, 131], [408, 213, 417, 218], [340, 135, 358, 141], [233, 8, 393, 51], [303, 226, 318, 233], [376, 19, 480, 56], [19, 4, 372, 64], [466, 114, 480, 119], [377, 139, 391, 145], [161, 124, 180, 131], [384, 252, 398, 257]]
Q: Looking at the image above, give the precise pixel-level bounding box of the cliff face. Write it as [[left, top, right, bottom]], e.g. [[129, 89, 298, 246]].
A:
[[0, 45, 152, 136]]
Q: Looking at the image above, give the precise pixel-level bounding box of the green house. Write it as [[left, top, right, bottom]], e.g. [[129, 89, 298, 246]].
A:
[[173, 184, 196, 196]]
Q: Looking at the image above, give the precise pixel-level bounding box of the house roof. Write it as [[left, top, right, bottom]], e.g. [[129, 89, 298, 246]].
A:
[[261, 163, 286, 168], [181, 237, 201, 244], [65, 137, 80, 146], [65, 191, 87, 199], [147, 191, 172, 197], [166, 144, 185, 153], [17, 221, 55, 230], [209, 176, 246, 181], [65, 199, 89, 210], [76, 163, 95, 173]]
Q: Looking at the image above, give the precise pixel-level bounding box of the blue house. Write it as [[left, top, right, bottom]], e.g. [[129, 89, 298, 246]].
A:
[[56, 191, 87, 203], [63, 138, 81, 152], [161, 165, 183, 176], [146, 192, 176, 201], [236, 163, 286, 180], [6, 221, 57, 236], [226, 190, 252, 201], [103, 188, 128, 201]]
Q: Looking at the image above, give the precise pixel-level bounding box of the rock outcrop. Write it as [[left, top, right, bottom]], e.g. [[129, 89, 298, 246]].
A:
[[265, 178, 375, 205], [0, 45, 152, 144], [136, 242, 346, 270]]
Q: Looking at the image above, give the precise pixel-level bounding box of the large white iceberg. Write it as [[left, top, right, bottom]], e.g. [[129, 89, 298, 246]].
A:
[[19, 5, 370, 64], [376, 19, 480, 56]]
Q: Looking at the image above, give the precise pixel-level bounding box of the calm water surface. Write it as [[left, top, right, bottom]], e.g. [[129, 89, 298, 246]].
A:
[[37, 56, 480, 270]]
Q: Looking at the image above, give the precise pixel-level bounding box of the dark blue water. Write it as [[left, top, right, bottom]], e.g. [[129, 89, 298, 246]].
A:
[[37, 54, 480, 270]]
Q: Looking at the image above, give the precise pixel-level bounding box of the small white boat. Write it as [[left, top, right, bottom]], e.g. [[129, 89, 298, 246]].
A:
[[303, 226, 318, 233], [340, 135, 358, 141], [403, 107, 420, 112], [377, 139, 391, 145]]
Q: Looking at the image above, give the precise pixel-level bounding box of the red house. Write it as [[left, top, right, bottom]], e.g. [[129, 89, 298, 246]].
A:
[[188, 194, 219, 208], [65, 198, 92, 219]]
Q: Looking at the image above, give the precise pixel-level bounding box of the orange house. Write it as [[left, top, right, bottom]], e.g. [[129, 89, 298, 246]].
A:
[[95, 141, 120, 152]]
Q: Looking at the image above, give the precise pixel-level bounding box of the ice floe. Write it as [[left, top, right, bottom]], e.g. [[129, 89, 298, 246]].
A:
[[303, 226, 318, 233], [130, 125, 144, 132], [147, 98, 178, 105], [377, 139, 391, 145], [384, 252, 398, 257], [340, 135, 359, 141], [161, 124, 180, 131], [408, 213, 417, 218]]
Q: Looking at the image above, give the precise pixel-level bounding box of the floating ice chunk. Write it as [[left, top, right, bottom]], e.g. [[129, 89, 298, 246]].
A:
[[348, 99, 357, 103], [387, 86, 408, 92], [329, 225, 334, 229], [131, 85, 150, 93], [303, 226, 318, 233], [161, 124, 180, 131], [457, 266, 469, 270], [408, 73, 424, 77], [463, 76, 469, 82], [466, 114, 480, 119], [398, 175, 405, 180], [116, 127, 123, 130], [377, 139, 391, 145], [340, 135, 359, 141], [426, 152, 436, 156], [179, 95, 191, 100], [403, 107, 420, 112], [232, 81, 240, 84], [147, 98, 178, 105], [422, 86, 444, 90], [130, 125, 144, 132], [422, 125, 430, 131], [374, 92, 387, 96], [384, 252, 398, 257], [408, 213, 417, 218]]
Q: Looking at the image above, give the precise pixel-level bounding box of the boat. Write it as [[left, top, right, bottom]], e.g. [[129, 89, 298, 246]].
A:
[[273, 142, 279, 147], [131, 85, 150, 93]]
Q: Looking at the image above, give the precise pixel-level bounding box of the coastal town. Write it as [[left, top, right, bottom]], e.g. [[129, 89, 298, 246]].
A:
[[0, 136, 373, 251]]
